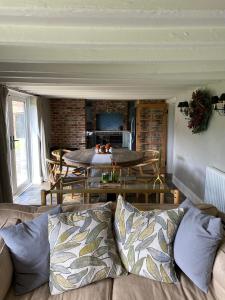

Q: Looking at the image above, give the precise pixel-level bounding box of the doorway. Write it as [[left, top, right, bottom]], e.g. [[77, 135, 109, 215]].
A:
[[8, 95, 31, 197]]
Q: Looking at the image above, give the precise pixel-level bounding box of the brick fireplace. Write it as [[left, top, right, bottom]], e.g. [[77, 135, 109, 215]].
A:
[[49, 99, 131, 150]]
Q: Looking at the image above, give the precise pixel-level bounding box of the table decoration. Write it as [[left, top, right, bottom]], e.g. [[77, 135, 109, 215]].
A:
[[95, 144, 112, 154]]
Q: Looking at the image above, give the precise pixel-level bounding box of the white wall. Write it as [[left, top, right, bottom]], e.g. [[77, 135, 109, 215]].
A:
[[169, 81, 225, 202]]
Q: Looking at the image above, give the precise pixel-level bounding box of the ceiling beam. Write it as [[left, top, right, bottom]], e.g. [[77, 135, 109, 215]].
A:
[[1, 72, 225, 83], [1, 45, 225, 63], [1, 61, 225, 75], [1, 26, 225, 46]]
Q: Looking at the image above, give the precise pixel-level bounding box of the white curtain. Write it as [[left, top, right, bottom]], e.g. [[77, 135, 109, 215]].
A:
[[37, 97, 50, 181], [0, 85, 13, 203]]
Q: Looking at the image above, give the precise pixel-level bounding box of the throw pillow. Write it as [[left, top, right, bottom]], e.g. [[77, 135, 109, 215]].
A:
[[48, 202, 126, 295], [0, 206, 61, 295], [114, 197, 184, 283], [174, 206, 223, 293]]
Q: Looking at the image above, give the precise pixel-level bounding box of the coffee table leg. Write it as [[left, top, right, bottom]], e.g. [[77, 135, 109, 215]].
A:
[[41, 190, 47, 206], [173, 189, 180, 204], [145, 193, 148, 203], [160, 193, 165, 204]]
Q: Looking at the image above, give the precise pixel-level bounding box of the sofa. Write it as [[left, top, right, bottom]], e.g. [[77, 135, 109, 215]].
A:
[[0, 202, 224, 300]]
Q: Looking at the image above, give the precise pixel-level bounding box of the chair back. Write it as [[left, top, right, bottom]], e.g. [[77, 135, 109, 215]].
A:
[[51, 149, 71, 161], [51, 149, 72, 173], [143, 149, 160, 160], [46, 158, 61, 185], [143, 149, 161, 171]]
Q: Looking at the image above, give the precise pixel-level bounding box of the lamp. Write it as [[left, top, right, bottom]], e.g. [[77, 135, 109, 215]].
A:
[[177, 101, 189, 116], [212, 94, 225, 116]]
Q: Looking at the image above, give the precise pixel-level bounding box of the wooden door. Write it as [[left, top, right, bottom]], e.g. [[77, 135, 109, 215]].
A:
[[136, 102, 168, 172]]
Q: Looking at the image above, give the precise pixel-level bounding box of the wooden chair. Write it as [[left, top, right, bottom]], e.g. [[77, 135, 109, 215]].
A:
[[129, 149, 164, 202], [46, 158, 86, 204], [130, 150, 161, 177], [51, 149, 85, 176], [51, 148, 71, 160]]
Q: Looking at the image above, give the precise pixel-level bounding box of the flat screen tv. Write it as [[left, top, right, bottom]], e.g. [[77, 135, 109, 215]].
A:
[[96, 112, 123, 131]]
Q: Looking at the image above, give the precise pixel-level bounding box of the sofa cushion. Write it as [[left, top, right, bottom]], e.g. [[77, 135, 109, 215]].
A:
[[114, 197, 184, 283], [174, 206, 223, 293], [49, 202, 126, 295], [211, 237, 225, 300], [4, 278, 113, 300], [112, 273, 217, 300], [0, 206, 61, 295]]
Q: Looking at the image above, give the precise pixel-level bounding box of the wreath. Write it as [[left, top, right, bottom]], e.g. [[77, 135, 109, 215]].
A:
[[187, 90, 212, 134]]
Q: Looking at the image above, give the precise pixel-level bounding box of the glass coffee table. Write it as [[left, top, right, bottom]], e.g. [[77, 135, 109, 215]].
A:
[[41, 176, 180, 205]]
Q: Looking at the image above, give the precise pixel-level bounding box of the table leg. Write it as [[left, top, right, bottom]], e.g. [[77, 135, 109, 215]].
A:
[[87, 193, 90, 204], [160, 193, 165, 204], [145, 193, 148, 203], [57, 180, 61, 204], [41, 190, 47, 206], [173, 189, 180, 204]]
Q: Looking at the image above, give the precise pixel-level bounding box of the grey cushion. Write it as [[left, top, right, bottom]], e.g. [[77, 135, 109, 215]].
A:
[[174, 206, 223, 293], [0, 206, 61, 295]]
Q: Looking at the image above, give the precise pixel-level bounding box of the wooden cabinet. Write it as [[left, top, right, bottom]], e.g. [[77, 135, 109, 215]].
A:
[[136, 102, 168, 172]]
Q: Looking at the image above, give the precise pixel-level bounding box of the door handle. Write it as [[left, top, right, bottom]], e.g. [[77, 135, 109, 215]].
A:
[[10, 136, 19, 150], [12, 136, 19, 149]]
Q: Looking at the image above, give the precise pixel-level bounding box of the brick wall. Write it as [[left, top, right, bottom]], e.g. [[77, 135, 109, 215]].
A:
[[87, 100, 129, 130], [50, 99, 86, 149], [49, 99, 165, 150]]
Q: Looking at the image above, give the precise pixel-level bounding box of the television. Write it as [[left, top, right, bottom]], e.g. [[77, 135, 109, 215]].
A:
[[96, 112, 124, 131]]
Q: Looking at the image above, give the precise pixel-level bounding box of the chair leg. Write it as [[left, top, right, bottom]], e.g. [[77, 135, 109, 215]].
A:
[[82, 193, 85, 204], [58, 180, 62, 205], [160, 193, 165, 204], [136, 193, 139, 201], [50, 183, 53, 205], [145, 193, 148, 203]]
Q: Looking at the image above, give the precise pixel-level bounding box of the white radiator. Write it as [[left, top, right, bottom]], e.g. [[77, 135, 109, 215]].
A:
[[204, 166, 225, 213]]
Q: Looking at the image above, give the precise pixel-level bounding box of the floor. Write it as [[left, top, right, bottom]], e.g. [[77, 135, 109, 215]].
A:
[[15, 176, 185, 206], [15, 182, 50, 205]]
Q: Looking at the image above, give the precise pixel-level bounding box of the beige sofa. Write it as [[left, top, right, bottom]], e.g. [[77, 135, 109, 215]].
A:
[[0, 202, 224, 300]]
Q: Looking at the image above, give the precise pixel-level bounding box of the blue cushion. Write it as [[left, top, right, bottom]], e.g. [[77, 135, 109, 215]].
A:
[[174, 206, 223, 293], [0, 206, 61, 295]]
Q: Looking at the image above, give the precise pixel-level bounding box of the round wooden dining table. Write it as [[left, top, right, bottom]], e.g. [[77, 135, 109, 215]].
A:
[[63, 148, 144, 167]]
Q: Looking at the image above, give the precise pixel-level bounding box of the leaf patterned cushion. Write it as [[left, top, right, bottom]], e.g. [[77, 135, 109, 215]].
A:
[[48, 202, 126, 295], [114, 197, 184, 283]]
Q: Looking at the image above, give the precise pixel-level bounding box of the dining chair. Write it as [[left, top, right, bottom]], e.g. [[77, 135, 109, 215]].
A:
[[128, 149, 164, 202], [46, 158, 86, 204], [51, 149, 86, 177], [129, 150, 161, 176]]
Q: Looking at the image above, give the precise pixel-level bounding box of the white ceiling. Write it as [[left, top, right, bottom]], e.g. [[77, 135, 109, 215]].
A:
[[1, 0, 225, 100]]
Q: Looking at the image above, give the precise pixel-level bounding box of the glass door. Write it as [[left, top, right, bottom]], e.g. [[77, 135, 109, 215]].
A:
[[8, 97, 31, 196]]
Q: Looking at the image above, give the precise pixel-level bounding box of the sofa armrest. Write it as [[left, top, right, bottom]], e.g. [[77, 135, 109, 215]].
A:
[[0, 238, 13, 300], [212, 238, 225, 300], [0, 218, 20, 300]]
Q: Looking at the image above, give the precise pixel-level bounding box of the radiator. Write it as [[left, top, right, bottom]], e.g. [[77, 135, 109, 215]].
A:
[[204, 166, 225, 213]]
